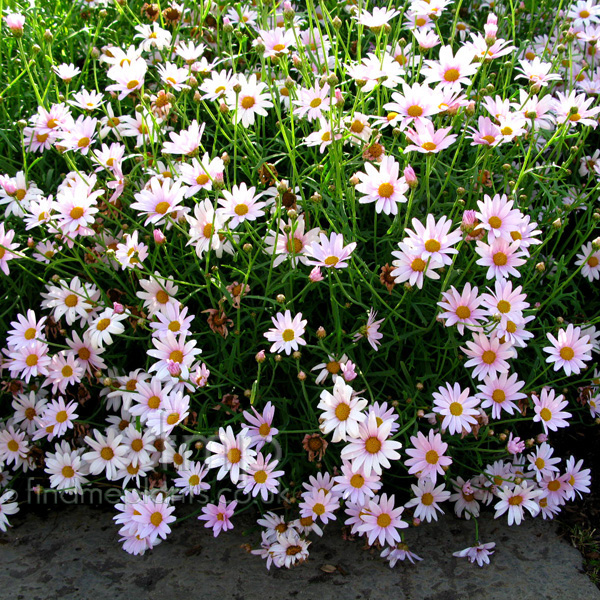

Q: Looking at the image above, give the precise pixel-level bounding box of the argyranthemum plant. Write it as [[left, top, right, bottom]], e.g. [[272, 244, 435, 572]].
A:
[[0, 0, 599, 572]]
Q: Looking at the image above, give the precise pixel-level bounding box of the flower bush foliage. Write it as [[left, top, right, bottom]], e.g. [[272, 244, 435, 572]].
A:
[[0, 0, 599, 569]]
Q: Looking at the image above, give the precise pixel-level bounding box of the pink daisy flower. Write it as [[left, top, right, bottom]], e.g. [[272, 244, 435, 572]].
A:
[[226, 74, 273, 127], [264, 215, 321, 268], [239, 452, 285, 501], [404, 214, 462, 266], [241, 401, 279, 451], [405, 430, 452, 483], [494, 482, 542, 525], [131, 177, 186, 226], [353, 308, 384, 351], [293, 82, 332, 122], [0, 223, 20, 274], [306, 232, 356, 269], [405, 478, 451, 522], [332, 461, 382, 505], [477, 372, 526, 420], [205, 426, 256, 484], [480, 279, 529, 327], [264, 310, 307, 355], [199, 495, 237, 537], [317, 378, 368, 442], [299, 489, 340, 524], [432, 382, 480, 435], [527, 442, 561, 482], [357, 493, 408, 546], [438, 283, 486, 335], [390, 242, 442, 289], [7, 340, 51, 383], [462, 333, 514, 380], [422, 44, 478, 87], [404, 119, 457, 154], [532, 388, 572, 434], [383, 82, 444, 130], [354, 156, 409, 215], [217, 182, 266, 229], [132, 493, 177, 544], [543, 324, 593, 376], [174, 462, 210, 496], [340, 412, 402, 476], [162, 119, 205, 156], [575, 242, 600, 282], [475, 194, 523, 242], [468, 116, 503, 147], [453, 542, 496, 567], [475, 238, 527, 280], [82, 428, 128, 481]]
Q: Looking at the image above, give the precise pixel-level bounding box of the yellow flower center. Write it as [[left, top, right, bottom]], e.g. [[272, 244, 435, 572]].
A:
[[482, 350, 496, 365], [156, 290, 169, 304], [421, 142, 437, 151], [150, 511, 163, 526], [449, 401, 463, 416], [310, 98, 322, 108], [411, 258, 426, 272], [377, 513, 392, 527], [100, 447, 114, 460], [61, 365, 73, 378], [254, 470, 268, 484], [493, 252, 508, 266], [425, 239, 441, 253], [365, 436, 381, 454], [335, 403, 351, 421], [421, 492, 434, 506], [234, 203, 249, 216], [70, 207, 84, 219], [444, 68, 460, 82], [169, 350, 183, 363], [489, 216, 502, 229], [378, 182, 394, 198], [241, 96, 255, 109], [155, 201, 170, 215], [96, 318, 111, 331], [407, 105, 423, 117], [147, 396, 161, 409], [497, 300, 511, 313], [196, 174, 210, 186], [282, 328, 295, 342], [492, 389, 506, 403], [456, 305, 471, 319], [62, 465, 75, 478], [26, 354, 38, 367], [227, 448, 242, 463], [350, 474, 365, 488], [560, 347, 575, 361], [539, 407, 552, 422]]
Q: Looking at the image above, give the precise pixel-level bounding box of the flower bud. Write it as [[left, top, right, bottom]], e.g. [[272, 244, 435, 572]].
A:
[[153, 229, 166, 244], [404, 165, 418, 189], [243, 242, 253, 253], [292, 351, 301, 360], [316, 326, 326, 339], [256, 350, 266, 363], [276, 294, 286, 303]]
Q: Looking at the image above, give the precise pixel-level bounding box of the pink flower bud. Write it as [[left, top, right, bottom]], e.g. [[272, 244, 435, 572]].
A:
[[153, 229, 166, 244], [167, 360, 182, 377], [334, 88, 344, 107], [404, 165, 418, 189], [506, 433, 525, 455], [5, 13, 25, 35], [309, 266, 324, 282], [341, 360, 357, 382], [536, 433, 548, 444], [256, 350, 266, 363], [113, 302, 125, 314]]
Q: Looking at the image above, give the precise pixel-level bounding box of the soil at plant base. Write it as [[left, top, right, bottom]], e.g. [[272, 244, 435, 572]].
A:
[[1, 500, 599, 600]]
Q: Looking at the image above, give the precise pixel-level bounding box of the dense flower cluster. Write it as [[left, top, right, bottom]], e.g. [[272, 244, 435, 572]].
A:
[[0, 0, 598, 571]]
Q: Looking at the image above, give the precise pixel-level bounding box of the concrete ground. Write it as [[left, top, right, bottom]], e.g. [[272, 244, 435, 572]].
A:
[[1, 503, 599, 600]]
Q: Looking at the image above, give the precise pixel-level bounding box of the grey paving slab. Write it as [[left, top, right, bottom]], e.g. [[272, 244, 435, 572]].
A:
[[0, 504, 598, 600]]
